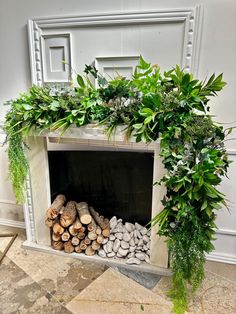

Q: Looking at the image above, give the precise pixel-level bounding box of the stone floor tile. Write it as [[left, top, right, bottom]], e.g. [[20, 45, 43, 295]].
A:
[[116, 266, 161, 289], [0, 256, 71, 314], [0, 226, 106, 305], [66, 268, 172, 314], [38, 261, 106, 305]]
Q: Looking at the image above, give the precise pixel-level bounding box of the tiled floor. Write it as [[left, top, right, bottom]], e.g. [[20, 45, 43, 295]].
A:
[[0, 225, 235, 313]]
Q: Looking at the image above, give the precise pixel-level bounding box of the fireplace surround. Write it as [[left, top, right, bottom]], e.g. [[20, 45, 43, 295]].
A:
[[23, 125, 169, 275]]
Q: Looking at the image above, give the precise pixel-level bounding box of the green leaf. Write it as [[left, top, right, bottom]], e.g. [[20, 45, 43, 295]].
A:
[[77, 74, 85, 88], [133, 123, 143, 129], [201, 199, 207, 210], [22, 104, 33, 110], [139, 55, 150, 70]]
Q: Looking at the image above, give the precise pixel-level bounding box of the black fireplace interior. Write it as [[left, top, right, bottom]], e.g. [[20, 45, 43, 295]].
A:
[[48, 151, 154, 225]]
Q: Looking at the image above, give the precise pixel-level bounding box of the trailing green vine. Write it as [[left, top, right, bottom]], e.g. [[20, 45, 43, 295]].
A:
[[3, 57, 231, 313]]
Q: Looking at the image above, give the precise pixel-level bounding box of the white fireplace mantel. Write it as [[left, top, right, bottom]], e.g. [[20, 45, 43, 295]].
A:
[[23, 125, 170, 275]]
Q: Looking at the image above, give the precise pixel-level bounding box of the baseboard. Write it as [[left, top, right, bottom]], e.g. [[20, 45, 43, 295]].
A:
[[0, 218, 25, 229], [206, 252, 236, 265]]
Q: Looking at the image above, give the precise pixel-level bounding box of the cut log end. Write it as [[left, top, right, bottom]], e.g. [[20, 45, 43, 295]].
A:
[[76, 202, 92, 224], [85, 246, 95, 256]]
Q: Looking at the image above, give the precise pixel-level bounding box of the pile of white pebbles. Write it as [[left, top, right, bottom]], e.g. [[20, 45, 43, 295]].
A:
[[97, 216, 151, 265]]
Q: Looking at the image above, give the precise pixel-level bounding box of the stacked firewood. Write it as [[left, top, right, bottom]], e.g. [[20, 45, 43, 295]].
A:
[[45, 195, 110, 256]]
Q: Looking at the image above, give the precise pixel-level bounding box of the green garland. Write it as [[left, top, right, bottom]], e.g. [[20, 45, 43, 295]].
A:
[[3, 57, 231, 313]]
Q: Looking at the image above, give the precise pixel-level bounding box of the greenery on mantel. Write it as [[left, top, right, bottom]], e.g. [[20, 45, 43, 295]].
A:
[[3, 57, 231, 313]]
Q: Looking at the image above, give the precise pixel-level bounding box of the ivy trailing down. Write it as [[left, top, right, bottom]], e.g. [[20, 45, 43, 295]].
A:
[[3, 57, 231, 313]]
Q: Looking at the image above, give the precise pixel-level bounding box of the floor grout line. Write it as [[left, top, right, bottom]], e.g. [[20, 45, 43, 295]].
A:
[[205, 269, 236, 285]]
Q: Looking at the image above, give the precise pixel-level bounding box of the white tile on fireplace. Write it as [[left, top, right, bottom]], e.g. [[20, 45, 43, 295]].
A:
[[66, 268, 172, 314]]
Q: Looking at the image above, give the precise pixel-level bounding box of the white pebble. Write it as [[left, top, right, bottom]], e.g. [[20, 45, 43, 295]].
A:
[[129, 238, 135, 246], [135, 252, 146, 261], [121, 240, 129, 249], [98, 249, 106, 258], [103, 243, 108, 254], [110, 216, 117, 229], [107, 240, 114, 253], [109, 234, 115, 241], [125, 222, 135, 232], [129, 246, 136, 253], [143, 235, 150, 244], [145, 255, 150, 264], [118, 247, 129, 257], [113, 239, 121, 252], [126, 257, 141, 265], [135, 222, 143, 230], [115, 232, 123, 240], [128, 252, 135, 258], [102, 238, 108, 245], [107, 252, 116, 258], [123, 232, 131, 242], [138, 239, 144, 247], [140, 227, 148, 235]]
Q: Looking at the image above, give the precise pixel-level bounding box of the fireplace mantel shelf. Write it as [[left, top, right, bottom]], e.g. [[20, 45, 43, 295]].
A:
[[29, 124, 159, 152]]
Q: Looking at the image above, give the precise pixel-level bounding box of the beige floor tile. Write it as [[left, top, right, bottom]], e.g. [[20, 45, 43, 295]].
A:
[[67, 300, 171, 314], [153, 270, 236, 314], [205, 260, 236, 283], [66, 268, 172, 314]]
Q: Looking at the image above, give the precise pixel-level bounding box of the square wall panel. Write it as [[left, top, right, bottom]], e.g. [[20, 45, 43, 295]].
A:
[[41, 34, 71, 83]]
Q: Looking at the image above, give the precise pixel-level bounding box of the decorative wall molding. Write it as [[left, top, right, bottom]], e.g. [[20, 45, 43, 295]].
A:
[[41, 34, 71, 83], [206, 252, 236, 265], [95, 56, 140, 84], [215, 228, 236, 236], [28, 5, 203, 85], [0, 218, 25, 229], [23, 174, 36, 242]]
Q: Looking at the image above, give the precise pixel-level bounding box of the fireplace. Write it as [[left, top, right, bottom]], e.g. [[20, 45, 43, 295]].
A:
[[48, 150, 153, 225], [23, 125, 169, 275]]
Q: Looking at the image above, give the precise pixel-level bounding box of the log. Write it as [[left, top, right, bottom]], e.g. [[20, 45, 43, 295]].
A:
[[85, 246, 95, 256], [89, 206, 109, 230], [52, 240, 64, 250], [78, 226, 86, 233], [75, 245, 82, 253], [79, 240, 87, 251], [88, 231, 97, 241], [52, 233, 61, 242], [76, 202, 92, 225], [87, 217, 97, 232], [60, 201, 77, 228], [45, 218, 55, 228], [61, 231, 70, 242], [64, 240, 74, 253], [71, 236, 80, 246], [92, 240, 101, 251], [102, 228, 110, 238], [96, 227, 102, 235], [96, 235, 104, 244], [73, 218, 82, 230], [46, 194, 66, 219], [77, 232, 86, 240], [53, 222, 64, 235], [69, 225, 78, 236], [84, 236, 91, 245]]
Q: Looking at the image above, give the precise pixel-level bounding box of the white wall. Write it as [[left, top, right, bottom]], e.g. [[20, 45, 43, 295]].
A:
[[0, 0, 235, 262]]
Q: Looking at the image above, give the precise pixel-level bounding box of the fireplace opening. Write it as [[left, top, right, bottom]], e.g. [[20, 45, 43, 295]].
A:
[[48, 151, 154, 226]]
